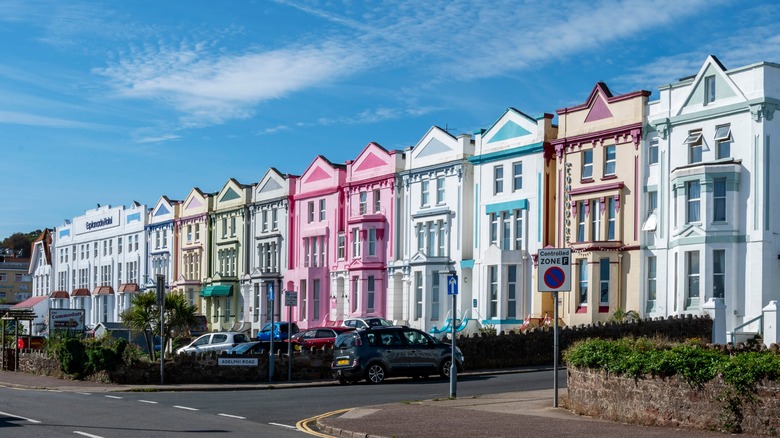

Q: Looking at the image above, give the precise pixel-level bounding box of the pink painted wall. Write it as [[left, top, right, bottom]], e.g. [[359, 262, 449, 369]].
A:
[[338, 143, 404, 320], [284, 155, 346, 328]]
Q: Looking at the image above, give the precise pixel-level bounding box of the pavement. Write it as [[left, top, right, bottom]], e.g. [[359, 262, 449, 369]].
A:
[[0, 369, 757, 438]]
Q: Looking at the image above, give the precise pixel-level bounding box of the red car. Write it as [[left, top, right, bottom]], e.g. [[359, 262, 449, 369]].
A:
[[292, 327, 355, 350]]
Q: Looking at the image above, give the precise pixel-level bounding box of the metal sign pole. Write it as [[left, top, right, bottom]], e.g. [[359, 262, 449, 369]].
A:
[[157, 274, 165, 386], [450, 292, 457, 398], [268, 283, 275, 383], [287, 303, 292, 382], [447, 273, 458, 399], [553, 290, 559, 407]]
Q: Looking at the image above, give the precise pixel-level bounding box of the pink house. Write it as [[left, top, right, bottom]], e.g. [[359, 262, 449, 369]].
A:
[[333, 143, 404, 323], [285, 155, 346, 329]]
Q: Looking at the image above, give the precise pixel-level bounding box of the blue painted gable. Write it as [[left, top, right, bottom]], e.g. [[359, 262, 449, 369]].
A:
[[487, 120, 531, 143]]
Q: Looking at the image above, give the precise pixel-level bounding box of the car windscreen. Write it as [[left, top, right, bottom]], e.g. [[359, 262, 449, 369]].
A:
[[334, 334, 355, 348], [234, 333, 249, 343]]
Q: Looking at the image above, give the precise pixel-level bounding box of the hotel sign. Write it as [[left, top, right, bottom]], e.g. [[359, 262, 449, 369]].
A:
[[74, 210, 120, 235], [49, 309, 86, 332]]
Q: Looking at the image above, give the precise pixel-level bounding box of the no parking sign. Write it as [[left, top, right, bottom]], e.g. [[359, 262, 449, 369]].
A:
[[537, 248, 572, 292]]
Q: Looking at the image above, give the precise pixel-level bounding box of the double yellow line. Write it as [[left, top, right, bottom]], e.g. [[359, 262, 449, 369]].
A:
[[297, 408, 352, 437]]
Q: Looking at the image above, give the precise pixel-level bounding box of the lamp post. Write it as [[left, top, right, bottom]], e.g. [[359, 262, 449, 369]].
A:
[[156, 275, 165, 385]]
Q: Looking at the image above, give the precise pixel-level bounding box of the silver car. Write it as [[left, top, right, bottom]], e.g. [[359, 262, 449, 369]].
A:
[[176, 332, 250, 354]]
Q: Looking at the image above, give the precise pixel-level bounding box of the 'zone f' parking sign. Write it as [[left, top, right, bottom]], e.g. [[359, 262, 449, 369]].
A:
[[537, 248, 572, 292]]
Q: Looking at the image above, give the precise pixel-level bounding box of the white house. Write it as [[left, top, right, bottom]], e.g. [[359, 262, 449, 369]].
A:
[[246, 168, 297, 337], [644, 56, 780, 335], [52, 203, 149, 327], [470, 109, 557, 333], [389, 127, 475, 334]]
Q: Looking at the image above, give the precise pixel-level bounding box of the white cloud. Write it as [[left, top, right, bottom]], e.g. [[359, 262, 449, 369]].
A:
[[0, 110, 97, 128], [613, 23, 780, 91], [97, 40, 366, 128]]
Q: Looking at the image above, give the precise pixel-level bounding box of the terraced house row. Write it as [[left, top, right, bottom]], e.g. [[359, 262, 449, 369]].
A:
[[27, 56, 780, 340]]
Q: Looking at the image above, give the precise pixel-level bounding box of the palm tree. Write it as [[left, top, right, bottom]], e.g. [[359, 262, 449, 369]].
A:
[[120, 292, 157, 360], [161, 292, 198, 355]]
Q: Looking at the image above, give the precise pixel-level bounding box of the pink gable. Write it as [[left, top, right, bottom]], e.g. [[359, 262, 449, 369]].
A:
[[354, 152, 387, 173], [585, 95, 613, 122], [305, 166, 331, 183], [185, 197, 203, 210]]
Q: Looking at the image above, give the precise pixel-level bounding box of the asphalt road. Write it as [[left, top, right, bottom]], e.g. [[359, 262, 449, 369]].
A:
[[0, 370, 565, 437]]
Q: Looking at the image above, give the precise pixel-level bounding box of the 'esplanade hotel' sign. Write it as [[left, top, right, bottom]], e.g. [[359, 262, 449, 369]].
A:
[[73, 210, 121, 235]]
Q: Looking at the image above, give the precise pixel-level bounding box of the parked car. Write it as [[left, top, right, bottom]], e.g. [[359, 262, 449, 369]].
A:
[[342, 317, 393, 330], [292, 326, 355, 350], [331, 326, 464, 384], [256, 322, 300, 342], [226, 341, 266, 355], [176, 332, 250, 354]]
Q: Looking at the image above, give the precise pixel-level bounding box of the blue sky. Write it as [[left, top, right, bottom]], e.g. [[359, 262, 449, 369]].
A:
[[3, 0, 780, 240]]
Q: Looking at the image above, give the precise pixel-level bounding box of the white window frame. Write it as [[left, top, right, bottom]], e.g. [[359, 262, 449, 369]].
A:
[[648, 138, 659, 165], [704, 75, 716, 105], [493, 165, 504, 194], [436, 177, 445, 204], [687, 181, 701, 223], [582, 149, 593, 180], [604, 145, 616, 176], [421, 180, 430, 207]]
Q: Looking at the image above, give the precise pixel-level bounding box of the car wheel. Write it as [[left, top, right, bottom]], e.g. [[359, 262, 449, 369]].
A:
[[440, 358, 453, 378], [365, 363, 386, 384]]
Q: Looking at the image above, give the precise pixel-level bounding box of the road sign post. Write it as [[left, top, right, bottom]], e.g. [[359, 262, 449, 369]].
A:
[[285, 290, 298, 382], [537, 248, 572, 408], [268, 283, 275, 382], [447, 274, 458, 398]]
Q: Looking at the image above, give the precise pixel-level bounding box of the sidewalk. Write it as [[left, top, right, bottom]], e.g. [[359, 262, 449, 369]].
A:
[[317, 389, 758, 438]]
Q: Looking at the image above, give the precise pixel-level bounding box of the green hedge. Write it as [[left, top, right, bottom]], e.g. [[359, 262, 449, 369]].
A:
[[564, 337, 780, 390]]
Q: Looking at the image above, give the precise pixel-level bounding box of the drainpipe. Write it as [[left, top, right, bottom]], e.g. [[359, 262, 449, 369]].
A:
[[617, 252, 623, 311]]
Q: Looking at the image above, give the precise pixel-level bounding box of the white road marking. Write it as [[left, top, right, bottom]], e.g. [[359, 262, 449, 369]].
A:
[[0, 410, 41, 424], [73, 431, 104, 438], [76, 392, 92, 396], [269, 422, 297, 430], [104, 395, 122, 399], [173, 405, 199, 411], [218, 413, 246, 420], [138, 400, 157, 404]]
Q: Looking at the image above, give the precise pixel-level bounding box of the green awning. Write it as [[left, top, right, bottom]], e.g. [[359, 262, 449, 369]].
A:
[[200, 285, 233, 297]]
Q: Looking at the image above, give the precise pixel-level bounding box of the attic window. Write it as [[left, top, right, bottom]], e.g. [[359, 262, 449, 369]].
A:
[[714, 125, 731, 141], [704, 76, 716, 105], [683, 131, 702, 144]]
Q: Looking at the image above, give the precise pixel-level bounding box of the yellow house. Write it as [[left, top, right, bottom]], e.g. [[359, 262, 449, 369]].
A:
[[549, 82, 650, 326]]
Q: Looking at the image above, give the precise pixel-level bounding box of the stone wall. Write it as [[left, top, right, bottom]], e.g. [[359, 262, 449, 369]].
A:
[[566, 367, 780, 435], [457, 314, 712, 370]]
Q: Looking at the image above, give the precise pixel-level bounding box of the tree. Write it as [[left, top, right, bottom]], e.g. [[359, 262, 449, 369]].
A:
[[120, 292, 157, 360], [1, 232, 35, 257], [120, 290, 198, 360], [161, 292, 198, 355]]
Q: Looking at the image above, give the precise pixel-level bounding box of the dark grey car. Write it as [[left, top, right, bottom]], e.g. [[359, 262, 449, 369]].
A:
[[331, 326, 464, 384]]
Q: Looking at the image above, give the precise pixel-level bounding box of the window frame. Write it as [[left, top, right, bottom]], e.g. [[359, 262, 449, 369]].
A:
[[581, 149, 593, 180], [713, 249, 725, 299], [604, 145, 616, 176], [713, 178, 726, 222], [493, 165, 504, 194], [687, 180, 701, 223], [512, 161, 523, 191], [648, 138, 659, 165]]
